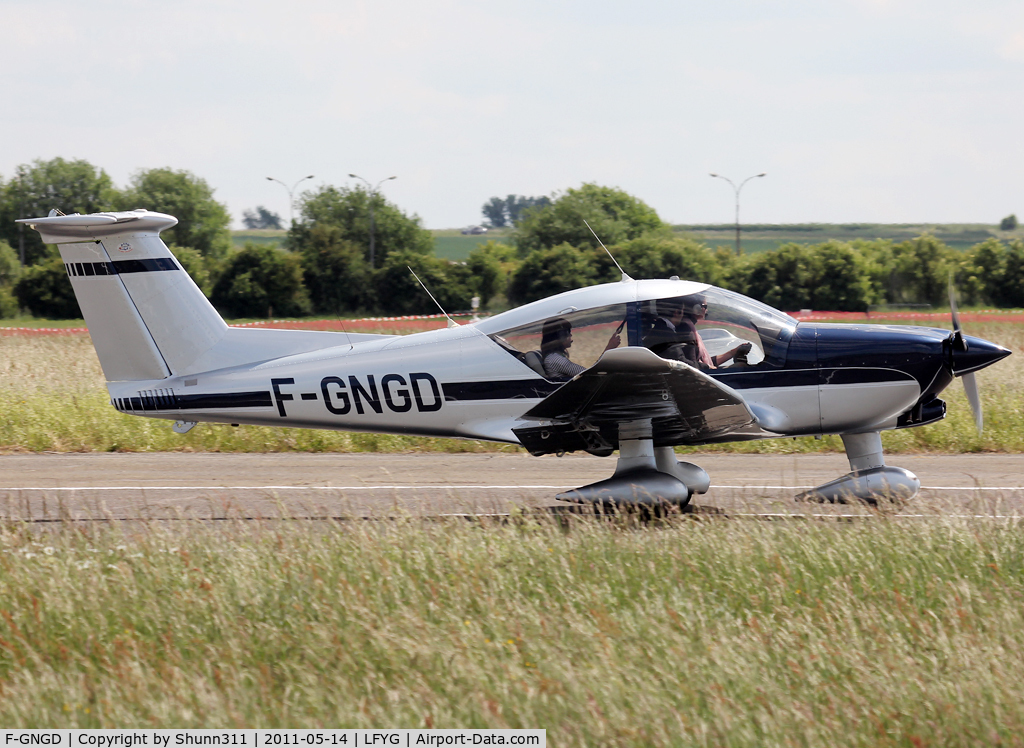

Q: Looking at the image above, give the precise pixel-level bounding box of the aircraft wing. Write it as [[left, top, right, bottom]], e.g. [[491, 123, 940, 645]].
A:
[[512, 347, 762, 456]]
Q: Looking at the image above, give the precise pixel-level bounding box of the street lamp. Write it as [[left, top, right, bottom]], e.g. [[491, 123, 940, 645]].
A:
[[265, 174, 315, 229], [16, 166, 26, 267], [348, 173, 397, 269], [709, 172, 766, 255]]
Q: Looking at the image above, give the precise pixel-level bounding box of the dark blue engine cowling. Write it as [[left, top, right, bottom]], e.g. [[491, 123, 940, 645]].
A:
[[794, 323, 1009, 428]]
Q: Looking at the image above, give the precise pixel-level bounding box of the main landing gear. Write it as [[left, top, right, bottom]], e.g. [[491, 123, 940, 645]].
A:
[[556, 426, 921, 507], [556, 419, 710, 506], [797, 431, 920, 503]]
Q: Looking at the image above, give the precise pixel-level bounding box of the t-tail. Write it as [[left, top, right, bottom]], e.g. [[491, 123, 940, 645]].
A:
[[17, 210, 367, 382]]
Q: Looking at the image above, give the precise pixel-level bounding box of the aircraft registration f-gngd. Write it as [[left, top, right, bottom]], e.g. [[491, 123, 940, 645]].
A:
[[19, 209, 1011, 504]]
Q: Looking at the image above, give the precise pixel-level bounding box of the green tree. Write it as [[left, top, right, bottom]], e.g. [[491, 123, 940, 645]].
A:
[[118, 168, 232, 258], [374, 252, 473, 315], [742, 241, 874, 311], [1000, 214, 1018, 231], [481, 197, 508, 228], [211, 243, 310, 319], [482, 194, 553, 228], [507, 195, 551, 225], [968, 238, 1024, 307], [466, 240, 518, 307], [808, 242, 876, 311], [291, 185, 433, 267], [0, 158, 117, 265], [507, 244, 599, 305], [0, 240, 20, 288], [299, 224, 375, 314], [0, 240, 21, 317], [594, 234, 733, 287], [14, 257, 81, 319], [513, 183, 664, 256], [241, 206, 283, 230], [886, 235, 953, 306]]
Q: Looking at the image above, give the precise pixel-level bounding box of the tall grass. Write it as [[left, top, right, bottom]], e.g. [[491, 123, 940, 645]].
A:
[[1, 516, 1023, 743], [0, 321, 1020, 454]]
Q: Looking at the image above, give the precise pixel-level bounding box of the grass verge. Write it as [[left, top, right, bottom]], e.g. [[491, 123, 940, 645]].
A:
[[1, 515, 1023, 743]]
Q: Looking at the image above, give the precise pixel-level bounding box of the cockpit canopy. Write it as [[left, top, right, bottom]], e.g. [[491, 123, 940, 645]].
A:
[[481, 280, 797, 380]]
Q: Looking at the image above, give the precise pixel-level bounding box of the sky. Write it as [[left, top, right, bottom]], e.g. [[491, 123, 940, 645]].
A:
[[1, 0, 1022, 229]]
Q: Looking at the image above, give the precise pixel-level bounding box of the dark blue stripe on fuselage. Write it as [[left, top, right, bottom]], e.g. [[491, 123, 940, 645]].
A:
[[438, 367, 914, 402], [710, 367, 916, 389], [443, 379, 559, 401], [117, 391, 273, 412], [710, 369, 818, 389]]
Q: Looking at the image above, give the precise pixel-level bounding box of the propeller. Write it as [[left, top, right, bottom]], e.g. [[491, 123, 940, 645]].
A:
[[948, 280, 983, 432]]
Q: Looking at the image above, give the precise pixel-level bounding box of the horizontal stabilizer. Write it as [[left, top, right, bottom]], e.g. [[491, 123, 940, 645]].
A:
[[16, 209, 177, 243]]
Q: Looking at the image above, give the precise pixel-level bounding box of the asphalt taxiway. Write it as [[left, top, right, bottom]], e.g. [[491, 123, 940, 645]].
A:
[[2, 452, 1023, 522]]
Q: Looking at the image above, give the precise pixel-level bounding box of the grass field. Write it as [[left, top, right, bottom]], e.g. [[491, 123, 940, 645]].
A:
[[0, 317, 1020, 455], [1, 515, 1024, 742]]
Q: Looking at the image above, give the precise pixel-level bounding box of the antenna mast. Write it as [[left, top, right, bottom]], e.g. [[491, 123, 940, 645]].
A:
[[583, 219, 632, 281], [408, 266, 459, 328]]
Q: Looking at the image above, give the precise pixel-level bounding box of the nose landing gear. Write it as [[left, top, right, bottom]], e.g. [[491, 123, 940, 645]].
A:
[[798, 431, 920, 504]]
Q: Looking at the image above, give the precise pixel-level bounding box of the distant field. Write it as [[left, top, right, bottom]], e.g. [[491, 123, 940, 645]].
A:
[[231, 229, 287, 248], [230, 229, 511, 260], [677, 223, 1024, 254], [231, 225, 1022, 258], [432, 228, 512, 261]]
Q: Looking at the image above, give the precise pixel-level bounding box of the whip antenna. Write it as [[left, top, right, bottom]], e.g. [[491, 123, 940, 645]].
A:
[[408, 266, 459, 327], [584, 219, 632, 282]]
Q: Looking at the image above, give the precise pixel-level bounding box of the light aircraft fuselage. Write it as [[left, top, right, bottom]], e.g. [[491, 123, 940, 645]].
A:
[[19, 209, 1010, 505]]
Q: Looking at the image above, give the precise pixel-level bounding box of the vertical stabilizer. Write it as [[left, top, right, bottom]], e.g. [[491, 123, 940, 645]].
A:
[[18, 210, 230, 381], [58, 239, 170, 381]]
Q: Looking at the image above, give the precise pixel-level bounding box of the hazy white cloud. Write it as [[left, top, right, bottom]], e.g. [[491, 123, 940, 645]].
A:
[[0, 0, 1022, 227]]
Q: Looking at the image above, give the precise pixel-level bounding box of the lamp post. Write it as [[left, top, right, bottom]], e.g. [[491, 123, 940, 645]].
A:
[[348, 174, 397, 269], [17, 166, 26, 267], [709, 172, 766, 255], [265, 174, 315, 229]]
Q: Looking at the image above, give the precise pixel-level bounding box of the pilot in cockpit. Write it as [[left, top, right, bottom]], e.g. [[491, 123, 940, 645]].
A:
[[541, 317, 621, 380], [645, 295, 751, 369]]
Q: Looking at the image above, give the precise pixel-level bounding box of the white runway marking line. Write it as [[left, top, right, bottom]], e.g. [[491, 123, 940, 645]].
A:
[[3, 484, 1024, 492]]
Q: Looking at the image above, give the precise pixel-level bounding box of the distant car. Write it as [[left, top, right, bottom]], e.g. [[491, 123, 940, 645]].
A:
[[461, 225, 488, 235]]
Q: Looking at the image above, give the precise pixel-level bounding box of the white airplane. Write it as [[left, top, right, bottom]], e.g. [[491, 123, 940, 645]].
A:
[[19, 209, 1011, 505]]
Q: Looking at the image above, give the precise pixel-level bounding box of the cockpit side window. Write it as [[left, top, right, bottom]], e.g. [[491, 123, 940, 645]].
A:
[[488, 303, 632, 380], [639, 288, 794, 369]]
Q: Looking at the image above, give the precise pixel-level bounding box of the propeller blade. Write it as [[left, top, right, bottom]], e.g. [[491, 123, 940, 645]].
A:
[[948, 276, 968, 351], [963, 370, 983, 432], [948, 277, 962, 334]]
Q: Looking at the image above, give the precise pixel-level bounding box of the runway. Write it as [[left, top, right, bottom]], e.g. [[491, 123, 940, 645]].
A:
[[2, 451, 1024, 522]]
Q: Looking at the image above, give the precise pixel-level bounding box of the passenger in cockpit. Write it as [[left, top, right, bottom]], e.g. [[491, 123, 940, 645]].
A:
[[646, 295, 750, 369], [540, 317, 621, 380]]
